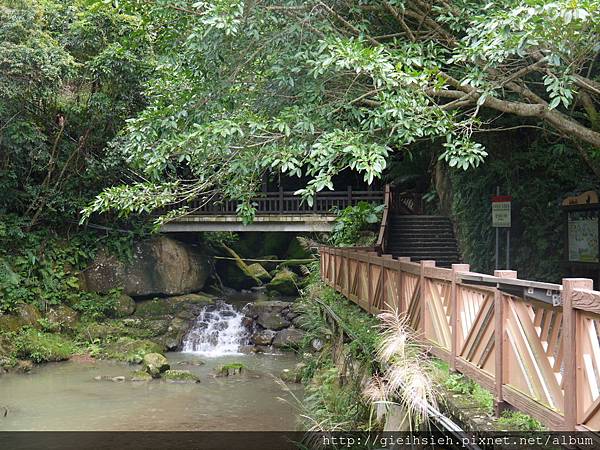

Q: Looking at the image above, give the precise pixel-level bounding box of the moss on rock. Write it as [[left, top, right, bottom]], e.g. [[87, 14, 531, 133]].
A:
[[104, 337, 164, 363], [0, 314, 25, 333], [246, 263, 271, 282], [133, 293, 213, 318], [130, 370, 153, 381], [215, 362, 245, 377], [46, 305, 79, 333], [163, 369, 200, 383], [218, 244, 262, 289], [266, 269, 298, 296], [112, 294, 136, 318], [143, 352, 170, 378]]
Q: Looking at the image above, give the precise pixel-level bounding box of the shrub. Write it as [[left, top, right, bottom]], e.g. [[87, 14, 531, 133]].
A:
[[14, 328, 77, 363]]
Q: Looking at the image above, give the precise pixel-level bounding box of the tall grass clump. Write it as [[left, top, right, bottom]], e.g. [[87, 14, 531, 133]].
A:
[[363, 306, 437, 430]]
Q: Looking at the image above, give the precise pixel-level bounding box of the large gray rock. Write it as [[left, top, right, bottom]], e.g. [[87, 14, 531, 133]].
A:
[[251, 329, 276, 346], [46, 305, 79, 332], [82, 236, 210, 297], [273, 328, 305, 348], [245, 300, 292, 331]]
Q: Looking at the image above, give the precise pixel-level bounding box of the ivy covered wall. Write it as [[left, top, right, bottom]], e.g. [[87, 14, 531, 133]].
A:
[[449, 131, 597, 283]]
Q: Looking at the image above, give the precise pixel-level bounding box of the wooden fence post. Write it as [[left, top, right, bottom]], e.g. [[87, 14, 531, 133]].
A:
[[420, 260, 435, 338], [450, 263, 470, 372], [493, 269, 517, 416], [563, 278, 594, 430]]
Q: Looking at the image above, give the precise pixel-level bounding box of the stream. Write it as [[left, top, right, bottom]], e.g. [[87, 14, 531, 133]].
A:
[[0, 293, 303, 431]]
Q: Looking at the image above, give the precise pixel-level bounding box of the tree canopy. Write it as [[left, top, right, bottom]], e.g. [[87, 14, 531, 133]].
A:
[[1, 0, 599, 225]]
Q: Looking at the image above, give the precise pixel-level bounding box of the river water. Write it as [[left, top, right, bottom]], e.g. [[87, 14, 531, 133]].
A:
[[0, 295, 303, 431]]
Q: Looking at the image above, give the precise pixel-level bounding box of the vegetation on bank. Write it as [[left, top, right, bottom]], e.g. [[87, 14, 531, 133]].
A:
[[294, 262, 544, 434]]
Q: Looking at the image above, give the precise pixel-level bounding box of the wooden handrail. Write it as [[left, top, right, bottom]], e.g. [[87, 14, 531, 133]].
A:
[[319, 245, 600, 431], [168, 188, 385, 215]]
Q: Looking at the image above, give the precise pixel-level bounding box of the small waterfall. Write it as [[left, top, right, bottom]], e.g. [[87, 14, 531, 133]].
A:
[[181, 300, 250, 357]]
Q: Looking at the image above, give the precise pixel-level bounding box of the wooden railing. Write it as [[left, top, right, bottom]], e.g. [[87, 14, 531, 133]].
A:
[[320, 246, 600, 431], [184, 187, 384, 215]]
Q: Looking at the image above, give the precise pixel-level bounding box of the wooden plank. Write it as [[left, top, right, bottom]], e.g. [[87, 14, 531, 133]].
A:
[[455, 358, 495, 392], [451, 264, 470, 372], [502, 385, 565, 430], [573, 289, 600, 315], [494, 270, 517, 415], [423, 266, 453, 281]]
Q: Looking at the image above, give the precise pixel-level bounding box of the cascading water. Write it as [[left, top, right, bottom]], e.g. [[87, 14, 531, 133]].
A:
[[181, 300, 250, 357]]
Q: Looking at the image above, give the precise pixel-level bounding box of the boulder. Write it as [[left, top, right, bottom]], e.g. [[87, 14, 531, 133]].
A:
[[0, 314, 25, 333], [246, 263, 271, 282], [134, 293, 213, 318], [245, 301, 292, 330], [257, 313, 290, 331], [46, 305, 79, 332], [16, 304, 42, 328], [113, 294, 136, 318], [143, 353, 170, 378], [163, 369, 200, 383], [159, 317, 192, 350], [105, 338, 164, 363], [251, 329, 276, 346], [266, 270, 298, 296], [83, 236, 211, 297], [245, 300, 292, 318], [273, 328, 305, 348]]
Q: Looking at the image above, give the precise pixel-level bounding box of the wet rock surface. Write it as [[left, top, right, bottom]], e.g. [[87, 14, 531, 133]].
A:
[[82, 236, 211, 297]]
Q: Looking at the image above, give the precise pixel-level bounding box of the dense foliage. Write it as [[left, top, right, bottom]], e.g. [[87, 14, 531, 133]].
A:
[[1, 0, 150, 227], [329, 201, 384, 247]]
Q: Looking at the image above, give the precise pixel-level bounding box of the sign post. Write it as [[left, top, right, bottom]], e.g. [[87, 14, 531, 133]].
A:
[[492, 193, 512, 269]]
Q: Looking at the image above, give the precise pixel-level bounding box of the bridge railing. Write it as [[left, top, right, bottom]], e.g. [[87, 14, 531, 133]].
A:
[[186, 187, 384, 215], [320, 246, 600, 431]]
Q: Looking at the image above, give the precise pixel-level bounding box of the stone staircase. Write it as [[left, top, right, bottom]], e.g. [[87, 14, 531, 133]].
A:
[[385, 215, 461, 268]]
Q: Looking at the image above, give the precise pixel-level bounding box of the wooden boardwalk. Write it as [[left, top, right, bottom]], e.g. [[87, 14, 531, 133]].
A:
[[320, 246, 600, 431]]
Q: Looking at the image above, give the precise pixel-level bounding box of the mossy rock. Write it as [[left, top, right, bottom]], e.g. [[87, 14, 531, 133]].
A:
[[215, 362, 245, 377], [266, 270, 298, 296], [258, 255, 279, 272], [134, 293, 213, 318], [46, 305, 79, 333], [163, 369, 200, 383], [80, 321, 128, 340], [112, 294, 136, 318], [143, 352, 170, 378], [0, 314, 25, 333], [130, 370, 153, 382], [104, 337, 164, 363], [14, 329, 76, 363], [246, 263, 271, 282], [16, 304, 42, 329]]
